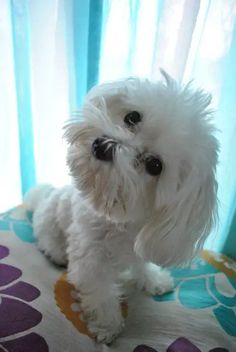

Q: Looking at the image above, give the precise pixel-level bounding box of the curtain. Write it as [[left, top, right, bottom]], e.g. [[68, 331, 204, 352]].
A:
[[0, 0, 103, 209], [0, 0, 235, 256]]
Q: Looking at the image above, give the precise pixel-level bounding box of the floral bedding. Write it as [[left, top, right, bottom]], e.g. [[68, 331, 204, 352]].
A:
[[0, 206, 235, 352]]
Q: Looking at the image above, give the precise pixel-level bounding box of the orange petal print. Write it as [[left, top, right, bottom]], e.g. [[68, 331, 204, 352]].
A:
[[201, 250, 236, 280], [54, 273, 128, 339]]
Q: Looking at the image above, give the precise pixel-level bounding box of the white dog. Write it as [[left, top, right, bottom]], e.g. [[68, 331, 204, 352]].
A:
[[25, 72, 219, 343]]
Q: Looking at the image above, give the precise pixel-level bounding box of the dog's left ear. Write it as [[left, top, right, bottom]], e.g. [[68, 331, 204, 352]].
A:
[[135, 158, 218, 267], [134, 76, 219, 267]]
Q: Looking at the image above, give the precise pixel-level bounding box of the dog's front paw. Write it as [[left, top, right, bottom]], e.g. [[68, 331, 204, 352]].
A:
[[88, 318, 125, 344], [37, 240, 67, 267], [144, 268, 174, 296]]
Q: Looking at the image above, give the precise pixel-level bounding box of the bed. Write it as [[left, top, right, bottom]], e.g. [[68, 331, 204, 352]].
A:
[[0, 205, 235, 352]]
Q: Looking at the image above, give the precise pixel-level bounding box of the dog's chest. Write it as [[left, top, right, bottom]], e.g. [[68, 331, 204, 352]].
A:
[[103, 224, 139, 270]]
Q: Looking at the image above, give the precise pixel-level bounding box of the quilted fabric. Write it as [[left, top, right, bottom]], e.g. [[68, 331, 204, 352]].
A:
[[0, 206, 235, 352]]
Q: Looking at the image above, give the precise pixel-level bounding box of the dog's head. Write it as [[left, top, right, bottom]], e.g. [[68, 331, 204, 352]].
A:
[[64, 72, 219, 267]]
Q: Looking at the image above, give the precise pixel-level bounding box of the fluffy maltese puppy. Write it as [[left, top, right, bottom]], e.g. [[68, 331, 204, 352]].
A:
[[25, 71, 219, 343]]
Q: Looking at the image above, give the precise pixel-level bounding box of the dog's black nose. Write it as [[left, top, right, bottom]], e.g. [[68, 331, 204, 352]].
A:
[[92, 137, 116, 162]]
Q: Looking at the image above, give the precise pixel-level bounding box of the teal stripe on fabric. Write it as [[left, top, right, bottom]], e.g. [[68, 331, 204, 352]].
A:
[[87, 0, 103, 90], [71, 0, 103, 109], [10, 0, 36, 195]]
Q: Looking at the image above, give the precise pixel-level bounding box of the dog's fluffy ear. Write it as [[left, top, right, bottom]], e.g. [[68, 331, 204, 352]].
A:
[[134, 160, 218, 267], [64, 121, 81, 145], [134, 81, 219, 267]]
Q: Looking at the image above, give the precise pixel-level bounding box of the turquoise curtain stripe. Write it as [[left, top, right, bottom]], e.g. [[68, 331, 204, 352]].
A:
[[72, 0, 90, 108], [223, 199, 236, 260], [10, 0, 36, 195], [87, 0, 103, 91], [219, 23, 236, 259], [72, 0, 103, 109]]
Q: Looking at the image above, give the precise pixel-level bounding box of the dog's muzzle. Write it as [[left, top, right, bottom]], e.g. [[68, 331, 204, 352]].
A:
[[92, 136, 117, 162]]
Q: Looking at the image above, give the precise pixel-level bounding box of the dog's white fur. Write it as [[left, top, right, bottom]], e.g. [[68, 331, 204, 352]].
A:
[[25, 72, 219, 343]]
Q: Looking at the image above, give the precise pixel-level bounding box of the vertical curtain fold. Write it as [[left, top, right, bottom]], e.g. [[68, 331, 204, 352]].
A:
[[217, 21, 236, 258], [0, 0, 22, 210], [126, 0, 140, 73], [70, 0, 103, 109], [10, 0, 36, 194], [223, 208, 236, 260], [87, 0, 103, 91]]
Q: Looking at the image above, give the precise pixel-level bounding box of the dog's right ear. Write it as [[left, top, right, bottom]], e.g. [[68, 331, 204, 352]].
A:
[[63, 120, 81, 145], [64, 120, 95, 146]]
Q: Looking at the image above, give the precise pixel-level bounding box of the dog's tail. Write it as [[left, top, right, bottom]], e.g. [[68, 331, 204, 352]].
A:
[[24, 184, 55, 211]]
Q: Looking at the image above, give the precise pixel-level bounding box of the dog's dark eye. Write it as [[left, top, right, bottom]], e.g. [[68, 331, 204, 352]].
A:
[[145, 156, 163, 176], [124, 111, 142, 126]]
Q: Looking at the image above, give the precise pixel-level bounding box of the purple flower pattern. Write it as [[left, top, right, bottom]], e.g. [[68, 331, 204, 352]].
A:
[[1, 208, 234, 351], [0, 245, 48, 351], [133, 337, 229, 352]]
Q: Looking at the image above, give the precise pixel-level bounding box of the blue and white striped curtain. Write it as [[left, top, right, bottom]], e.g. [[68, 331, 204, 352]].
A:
[[0, 0, 235, 256]]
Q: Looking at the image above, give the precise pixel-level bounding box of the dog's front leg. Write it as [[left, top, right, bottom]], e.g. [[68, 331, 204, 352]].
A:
[[67, 226, 124, 344], [130, 262, 174, 295]]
